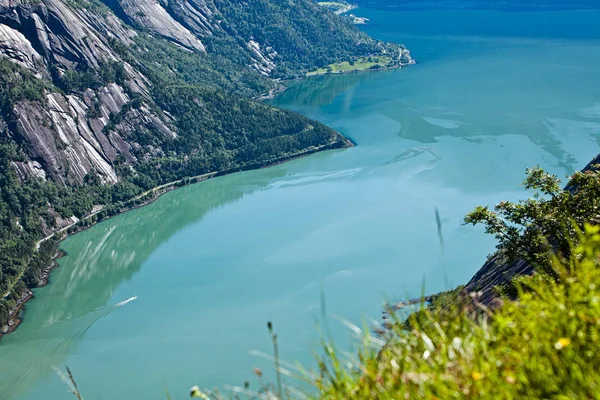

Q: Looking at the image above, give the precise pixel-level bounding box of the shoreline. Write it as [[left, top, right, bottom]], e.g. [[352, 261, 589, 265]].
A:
[[0, 248, 65, 337], [0, 48, 404, 338], [0, 138, 354, 341], [0, 46, 405, 337], [306, 58, 415, 77]]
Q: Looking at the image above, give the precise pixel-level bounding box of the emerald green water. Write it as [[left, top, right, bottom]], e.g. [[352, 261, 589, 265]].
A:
[[2, 8, 600, 400]]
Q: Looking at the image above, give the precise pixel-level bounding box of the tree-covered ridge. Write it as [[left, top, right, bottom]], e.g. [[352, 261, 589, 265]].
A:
[[98, 32, 348, 188], [209, 0, 403, 78], [130, 35, 274, 98]]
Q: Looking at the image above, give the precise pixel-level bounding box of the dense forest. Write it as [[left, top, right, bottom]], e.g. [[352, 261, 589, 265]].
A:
[[208, 0, 397, 78], [0, 0, 404, 329]]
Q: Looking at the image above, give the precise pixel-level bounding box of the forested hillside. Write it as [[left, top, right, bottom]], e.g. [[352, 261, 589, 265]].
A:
[[0, 0, 409, 330]]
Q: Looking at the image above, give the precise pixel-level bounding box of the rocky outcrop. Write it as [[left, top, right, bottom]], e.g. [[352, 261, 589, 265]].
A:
[[0, 0, 133, 71], [11, 160, 47, 180], [0, 23, 44, 72], [9, 81, 180, 184], [166, 0, 219, 35], [247, 40, 277, 76], [462, 255, 533, 307], [117, 0, 206, 52], [0, 0, 181, 184], [15, 92, 118, 184]]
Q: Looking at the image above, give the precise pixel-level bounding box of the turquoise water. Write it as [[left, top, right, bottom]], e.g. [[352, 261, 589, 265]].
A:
[[1, 8, 600, 400]]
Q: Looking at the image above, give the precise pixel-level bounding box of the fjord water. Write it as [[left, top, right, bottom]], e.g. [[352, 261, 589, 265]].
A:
[[3, 8, 600, 400]]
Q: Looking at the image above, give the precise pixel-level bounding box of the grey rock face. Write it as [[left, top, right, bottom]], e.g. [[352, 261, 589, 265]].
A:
[[107, 0, 280, 74], [118, 0, 206, 52], [0, 0, 180, 185], [0, 23, 44, 72], [462, 255, 534, 307], [0, 0, 132, 71], [11, 160, 47, 180], [10, 82, 178, 184], [14, 92, 120, 185], [167, 0, 219, 35]]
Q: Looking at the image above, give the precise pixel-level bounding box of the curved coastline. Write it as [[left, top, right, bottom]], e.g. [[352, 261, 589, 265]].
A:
[[0, 29, 413, 340], [0, 138, 354, 341]]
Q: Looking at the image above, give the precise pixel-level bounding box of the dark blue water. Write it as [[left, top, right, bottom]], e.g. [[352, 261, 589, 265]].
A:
[[355, 0, 600, 12]]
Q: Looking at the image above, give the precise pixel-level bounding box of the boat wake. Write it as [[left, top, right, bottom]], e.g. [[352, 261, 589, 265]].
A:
[[114, 295, 137, 308], [0, 294, 140, 391]]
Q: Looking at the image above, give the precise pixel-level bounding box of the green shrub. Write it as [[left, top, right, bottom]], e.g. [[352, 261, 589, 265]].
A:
[[313, 224, 600, 399]]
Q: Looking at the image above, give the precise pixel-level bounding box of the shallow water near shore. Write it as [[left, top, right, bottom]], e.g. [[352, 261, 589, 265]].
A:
[[2, 8, 600, 400]]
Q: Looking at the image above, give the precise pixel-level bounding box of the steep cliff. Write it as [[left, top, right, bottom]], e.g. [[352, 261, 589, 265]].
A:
[[0, 0, 168, 184]]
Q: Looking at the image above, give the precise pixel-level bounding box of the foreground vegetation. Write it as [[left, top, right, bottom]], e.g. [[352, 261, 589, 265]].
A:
[[319, 165, 600, 398], [313, 224, 600, 398], [43, 164, 590, 396], [185, 166, 600, 399]]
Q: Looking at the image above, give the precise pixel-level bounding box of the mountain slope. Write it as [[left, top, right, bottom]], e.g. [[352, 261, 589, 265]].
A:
[[0, 0, 411, 331]]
